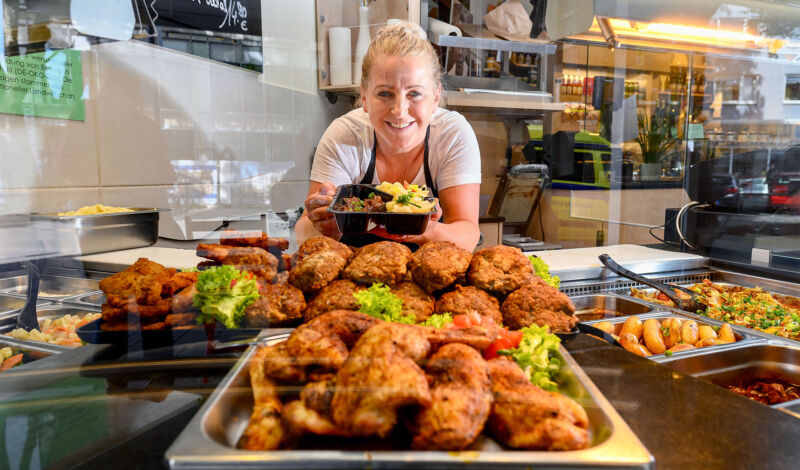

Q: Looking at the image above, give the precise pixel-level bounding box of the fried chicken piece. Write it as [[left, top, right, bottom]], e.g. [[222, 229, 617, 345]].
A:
[[392, 281, 435, 322], [239, 346, 286, 450], [467, 245, 533, 295], [261, 341, 308, 383], [331, 322, 432, 437], [285, 310, 380, 372], [411, 343, 493, 450], [304, 280, 365, 322], [424, 325, 499, 352], [170, 282, 197, 313], [102, 296, 171, 321], [99, 258, 176, 305], [100, 320, 134, 331], [220, 229, 289, 251], [344, 241, 412, 286], [220, 229, 290, 271], [282, 380, 351, 437], [486, 357, 589, 450], [295, 235, 353, 264], [243, 283, 306, 327], [164, 313, 198, 327], [288, 250, 348, 293], [435, 285, 503, 326], [161, 271, 198, 297], [142, 321, 167, 330], [409, 241, 472, 293], [501, 283, 577, 332], [273, 271, 289, 285], [196, 243, 278, 280]]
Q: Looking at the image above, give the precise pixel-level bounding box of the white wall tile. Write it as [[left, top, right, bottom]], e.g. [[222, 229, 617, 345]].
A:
[[0, 188, 101, 213]]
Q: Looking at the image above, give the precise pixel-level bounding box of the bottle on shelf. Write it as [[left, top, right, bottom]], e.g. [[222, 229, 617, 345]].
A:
[[576, 76, 583, 95], [566, 75, 573, 94], [560, 75, 567, 95]]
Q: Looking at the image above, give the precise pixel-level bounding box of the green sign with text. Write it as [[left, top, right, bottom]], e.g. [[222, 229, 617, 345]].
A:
[[0, 49, 85, 121]]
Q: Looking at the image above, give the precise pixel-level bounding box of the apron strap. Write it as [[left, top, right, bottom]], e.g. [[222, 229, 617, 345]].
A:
[[422, 126, 438, 198], [359, 131, 378, 185]]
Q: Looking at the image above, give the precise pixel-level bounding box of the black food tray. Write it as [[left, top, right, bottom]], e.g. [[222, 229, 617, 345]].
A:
[[328, 184, 435, 235], [77, 318, 260, 351]]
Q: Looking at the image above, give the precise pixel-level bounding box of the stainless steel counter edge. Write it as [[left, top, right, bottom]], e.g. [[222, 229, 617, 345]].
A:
[[553, 257, 710, 282]]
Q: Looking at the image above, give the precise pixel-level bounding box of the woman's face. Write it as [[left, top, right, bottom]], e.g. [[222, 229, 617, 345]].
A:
[[362, 55, 440, 154]]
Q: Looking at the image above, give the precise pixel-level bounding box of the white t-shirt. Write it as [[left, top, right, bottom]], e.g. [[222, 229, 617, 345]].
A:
[[310, 108, 481, 191]]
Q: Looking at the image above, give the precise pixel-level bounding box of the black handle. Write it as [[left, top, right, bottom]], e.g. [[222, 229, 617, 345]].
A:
[[17, 260, 43, 330], [577, 322, 621, 347], [598, 254, 687, 308]]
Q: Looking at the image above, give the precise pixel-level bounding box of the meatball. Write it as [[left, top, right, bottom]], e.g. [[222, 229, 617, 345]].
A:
[[243, 283, 307, 327], [289, 250, 348, 293], [435, 285, 503, 325], [467, 245, 533, 295], [296, 235, 353, 264], [392, 281, 435, 322], [501, 282, 577, 332], [344, 241, 412, 286], [409, 241, 472, 293], [304, 280, 365, 322]]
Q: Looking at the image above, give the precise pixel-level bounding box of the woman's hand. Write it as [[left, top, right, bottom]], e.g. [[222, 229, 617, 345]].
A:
[[304, 182, 340, 239]]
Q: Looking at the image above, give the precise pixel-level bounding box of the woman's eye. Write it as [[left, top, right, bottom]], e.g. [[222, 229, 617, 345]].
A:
[[409, 91, 423, 98], [378, 91, 392, 98]]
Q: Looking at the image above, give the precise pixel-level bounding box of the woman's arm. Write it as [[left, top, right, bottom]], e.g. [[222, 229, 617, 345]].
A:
[[295, 181, 341, 245], [377, 183, 481, 251]]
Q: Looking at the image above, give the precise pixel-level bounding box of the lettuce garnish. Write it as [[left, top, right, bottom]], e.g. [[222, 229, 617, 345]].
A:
[[193, 265, 259, 328]]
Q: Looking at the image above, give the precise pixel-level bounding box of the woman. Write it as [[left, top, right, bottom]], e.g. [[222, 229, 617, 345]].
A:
[[295, 22, 481, 251]]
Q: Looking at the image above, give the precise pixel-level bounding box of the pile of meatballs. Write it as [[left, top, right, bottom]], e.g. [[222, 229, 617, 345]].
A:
[[245, 236, 577, 333]]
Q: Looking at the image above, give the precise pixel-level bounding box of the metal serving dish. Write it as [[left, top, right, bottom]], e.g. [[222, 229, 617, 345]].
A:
[[0, 294, 53, 324], [0, 274, 100, 300], [582, 312, 759, 360], [0, 336, 59, 370], [67, 291, 106, 307], [0, 304, 101, 351], [166, 335, 653, 469], [29, 208, 164, 256], [659, 343, 800, 413], [571, 294, 655, 322]]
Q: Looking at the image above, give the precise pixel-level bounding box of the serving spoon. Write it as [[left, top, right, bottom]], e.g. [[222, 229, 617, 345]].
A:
[[598, 254, 704, 313]]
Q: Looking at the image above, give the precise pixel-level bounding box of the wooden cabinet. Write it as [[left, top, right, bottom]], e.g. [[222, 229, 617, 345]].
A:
[[316, 0, 420, 93]]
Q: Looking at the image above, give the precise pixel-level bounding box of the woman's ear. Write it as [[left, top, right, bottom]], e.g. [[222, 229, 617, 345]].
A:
[[433, 83, 442, 107], [361, 88, 367, 112]]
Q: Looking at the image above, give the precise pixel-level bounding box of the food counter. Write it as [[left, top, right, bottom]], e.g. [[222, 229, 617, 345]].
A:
[[1, 242, 799, 470]]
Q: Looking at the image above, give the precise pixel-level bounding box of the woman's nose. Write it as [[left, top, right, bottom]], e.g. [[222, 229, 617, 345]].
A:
[[391, 95, 409, 115]]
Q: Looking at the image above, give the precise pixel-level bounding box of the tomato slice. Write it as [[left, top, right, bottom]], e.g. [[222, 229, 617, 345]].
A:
[[230, 279, 238, 288], [452, 314, 472, 328], [499, 329, 524, 348], [484, 338, 515, 360]]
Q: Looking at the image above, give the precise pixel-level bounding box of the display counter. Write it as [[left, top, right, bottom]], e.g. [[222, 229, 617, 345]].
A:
[[1, 244, 798, 469]]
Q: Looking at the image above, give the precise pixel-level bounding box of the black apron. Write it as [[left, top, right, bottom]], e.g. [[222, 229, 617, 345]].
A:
[[340, 127, 437, 248]]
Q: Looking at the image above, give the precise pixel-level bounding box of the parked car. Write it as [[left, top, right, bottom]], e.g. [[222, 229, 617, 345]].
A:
[[767, 147, 800, 213]]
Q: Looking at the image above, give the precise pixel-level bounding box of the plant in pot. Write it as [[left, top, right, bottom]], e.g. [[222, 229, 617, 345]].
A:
[[635, 110, 676, 181]]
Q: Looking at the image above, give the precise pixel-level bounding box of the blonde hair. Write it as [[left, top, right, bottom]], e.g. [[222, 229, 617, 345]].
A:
[[360, 22, 442, 90]]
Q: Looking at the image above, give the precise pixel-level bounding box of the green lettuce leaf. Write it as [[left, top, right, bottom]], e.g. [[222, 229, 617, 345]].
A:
[[193, 265, 259, 328], [353, 283, 416, 324], [499, 324, 562, 391], [422, 312, 453, 328], [529, 255, 561, 289]]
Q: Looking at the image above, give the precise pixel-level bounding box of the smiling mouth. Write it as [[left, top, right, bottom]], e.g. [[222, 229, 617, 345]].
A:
[[388, 121, 413, 129]]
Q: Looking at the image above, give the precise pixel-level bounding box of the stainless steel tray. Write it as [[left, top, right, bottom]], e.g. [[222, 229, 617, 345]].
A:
[[28, 208, 164, 256], [65, 291, 106, 307], [0, 294, 53, 324], [571, 293, 657, 322], [618, 273, 800, 345], [0, 336, 60, 367], [0, 274, 100, 301], [0, 304, 102, 352], [166, 335, 653, 469], [582, 311, 763, 361], [659, 341, 800, 416]]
